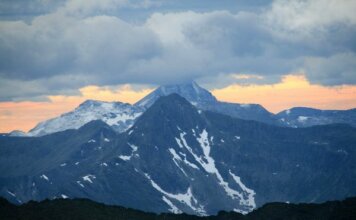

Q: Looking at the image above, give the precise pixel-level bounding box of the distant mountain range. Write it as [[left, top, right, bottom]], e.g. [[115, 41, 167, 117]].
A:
[[276, 107, 356, 128], [1, 94, 355, 216], [10, 81, 355, 137], [1, 196, 355, 220]]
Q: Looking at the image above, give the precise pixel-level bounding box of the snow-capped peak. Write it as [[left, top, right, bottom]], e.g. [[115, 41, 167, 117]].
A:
[[135, 81, 217, 109], [27, 100, 144, 137]]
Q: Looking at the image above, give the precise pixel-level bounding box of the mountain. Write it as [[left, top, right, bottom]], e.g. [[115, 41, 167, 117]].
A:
[[18, 81, 355, 137], [1, 94, 355, 216], [135, 81, 276, 125], [1, 197, 355, 220], [276, 107, 356, 128], [22, 81, 277, 137], [28, 100, 144, 136]]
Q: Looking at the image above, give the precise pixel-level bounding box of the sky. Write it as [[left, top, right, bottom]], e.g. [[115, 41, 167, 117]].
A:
[[0, 0, 356, 132]]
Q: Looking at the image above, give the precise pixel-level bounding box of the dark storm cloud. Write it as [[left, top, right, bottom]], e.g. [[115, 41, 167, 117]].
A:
[[0, 0, 355, 101]]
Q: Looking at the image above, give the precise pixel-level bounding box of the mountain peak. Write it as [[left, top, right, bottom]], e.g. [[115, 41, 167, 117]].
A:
[[136, 93, 200, 123], [28, 99, 143, 137], [129, 93, 206, 144], [135, 81, 217, 109]]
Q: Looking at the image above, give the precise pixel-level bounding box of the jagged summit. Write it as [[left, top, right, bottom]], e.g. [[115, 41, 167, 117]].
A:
[[135, 81, 217, 109]]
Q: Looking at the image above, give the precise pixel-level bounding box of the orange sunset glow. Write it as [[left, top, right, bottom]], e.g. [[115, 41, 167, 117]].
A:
[[212, 75, 356, 113], [0, 85, 153, 133], [1, 75, 355, 133]]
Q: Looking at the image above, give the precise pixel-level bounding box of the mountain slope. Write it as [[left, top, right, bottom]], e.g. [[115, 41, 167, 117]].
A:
[[1, 94, 355, 215]]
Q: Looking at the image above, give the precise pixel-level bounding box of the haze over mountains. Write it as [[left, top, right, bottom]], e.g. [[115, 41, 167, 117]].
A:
[[1, 92, 355, 215], [11, 81, 356, 137]]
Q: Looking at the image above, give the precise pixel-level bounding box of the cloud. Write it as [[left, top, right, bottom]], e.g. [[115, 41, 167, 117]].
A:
[[304, 52, 356, 86], [0, 13, 162, 80], [0, 0, 355, 101], [266, 0, 356, 33]]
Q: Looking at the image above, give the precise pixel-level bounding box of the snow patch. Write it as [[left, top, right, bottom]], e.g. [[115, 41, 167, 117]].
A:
[[40, 174, 49, 181], [229, 170, 256, 209], [118, 155, 131, 161], [128, 143, 138, 152], [118, 143, 139, 161], [77, 181, 85, 188], [82, 175, 96, 183], [169, 148, 199, 170], [177, 129, 253, 212], [192, 129, 196, 136], [7, 190, 16, 197], [162, 196, 182, 214], [175, 137, 184, 149], [297, 116, 308, 122], [144, 173, 206, 216], [105, 112, 142, 128], [168, 148, 188, 176], [104, 138, 110, 142], [60, 163, 67, 167], [88, 139, 96, 143], [61, 194, 69, 199], [195, 130, 244, 201]]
